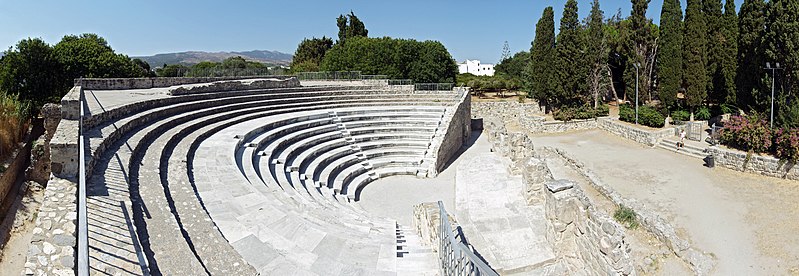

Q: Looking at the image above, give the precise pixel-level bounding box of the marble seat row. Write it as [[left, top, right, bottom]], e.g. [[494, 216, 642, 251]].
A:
[[80, 83, 460, 275]]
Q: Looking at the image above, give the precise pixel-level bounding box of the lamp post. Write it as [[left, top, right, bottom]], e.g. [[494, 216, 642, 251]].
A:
[[765, 62, 783, 129], [634, 63, 640, 125]]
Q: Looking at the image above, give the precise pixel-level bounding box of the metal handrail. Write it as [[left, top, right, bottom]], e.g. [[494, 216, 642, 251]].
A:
[[78, 88, 89, 275], [437, 201, 497, 276]]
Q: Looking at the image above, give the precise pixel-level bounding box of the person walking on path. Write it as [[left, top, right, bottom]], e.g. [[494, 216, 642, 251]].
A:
[[677, 129, 686, 151]]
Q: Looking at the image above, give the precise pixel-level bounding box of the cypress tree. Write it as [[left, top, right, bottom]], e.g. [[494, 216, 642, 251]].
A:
[[721, 0, 739, 106], [586, 0, 607, 108], [554, 0, 586, 107], [625, 0, 656, 104], [763, 0, 799, 127], [704, 0, 725, 105], [683, 0, 708, 109], [736, 0, 767, 110], [529, 7, 557, 108], [656, 0, 683, 108]]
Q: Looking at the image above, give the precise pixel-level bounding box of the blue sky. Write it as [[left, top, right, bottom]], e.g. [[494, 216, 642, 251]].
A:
[[0, 0, 741, 64]]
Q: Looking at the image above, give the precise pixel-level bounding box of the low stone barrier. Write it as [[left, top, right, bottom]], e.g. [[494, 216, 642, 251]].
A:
[[543, 179, 636, 275], [537, 119, 599, 133], [471, 101, 542, 121], [598, 118, 672, 147], [708, 147, 799, 180], [24, 178, 77, 275], [472, 101, 601, 134], [75, 75, 296, 90], [0, 137, 32, 208], [545, 147, 715, 275], [167, 77, 300, 96]]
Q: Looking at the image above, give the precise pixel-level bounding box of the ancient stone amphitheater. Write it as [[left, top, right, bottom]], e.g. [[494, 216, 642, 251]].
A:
[[25, 76, 642, 276]]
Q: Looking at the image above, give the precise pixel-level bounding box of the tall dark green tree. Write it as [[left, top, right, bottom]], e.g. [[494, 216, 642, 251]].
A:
[[336, 11, 368, 45], [495, 51, 530, 81], [737, 0, 767, 110], [683, 0, 708, 109], [554, 0, 586, 107], [704, 0, 726, 104], [586, 0, 607, 108], [656, 0, 684, 108], [763, 0, 799, 128], [720, 0, 739, 105], [528, 7, 557, 108]]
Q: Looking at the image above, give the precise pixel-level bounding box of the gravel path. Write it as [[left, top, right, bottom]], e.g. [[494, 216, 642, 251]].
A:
[[532, 129, 799, 275]]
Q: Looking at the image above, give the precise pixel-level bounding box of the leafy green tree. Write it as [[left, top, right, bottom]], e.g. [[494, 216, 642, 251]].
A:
[[290, 37, 333, 72], [586, 0, 608, 108], [656, 0, 683, 108], [131, 58, 154, 77], [495, 51, 530, 82], [720, 0, 739, 105], [555, 0, 587, 107], [528, 7, 557, 107], [337, 15, 348, 44], [320, 36, 456, 83], [683, 0, 708, 109], [0, 38, 63, 112], [156, 64, 189, 77], [54, 33, 144, 84], [737, 0, 768, 110]]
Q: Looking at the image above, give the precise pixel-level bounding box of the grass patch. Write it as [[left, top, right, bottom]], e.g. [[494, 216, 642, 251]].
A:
[[613, 205, 639, 230]]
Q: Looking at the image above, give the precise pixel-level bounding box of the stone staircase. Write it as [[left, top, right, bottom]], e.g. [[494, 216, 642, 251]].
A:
[[657, 137, 709, 159], [395, 224, 439, 276]]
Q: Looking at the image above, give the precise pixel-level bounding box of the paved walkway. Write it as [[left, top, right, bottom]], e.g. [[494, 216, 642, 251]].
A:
[[532, 129, 799, 275]]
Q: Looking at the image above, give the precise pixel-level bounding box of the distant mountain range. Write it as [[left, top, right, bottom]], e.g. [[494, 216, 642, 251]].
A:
[[133, 50, 293, 67]]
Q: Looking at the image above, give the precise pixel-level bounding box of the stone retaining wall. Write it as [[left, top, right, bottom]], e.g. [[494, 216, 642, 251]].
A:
[[75, 76, 296, 90], [543, 179, 635, 275], [429, 88, 472, 176], [708, 147, 799, 180], [472, 101, 600, 134], [545, 147, 714, 275], [482, 116, 636, 275], [24, 178, 77, 275], [598, 119, 672, 147], [0, 138, 32, 207]]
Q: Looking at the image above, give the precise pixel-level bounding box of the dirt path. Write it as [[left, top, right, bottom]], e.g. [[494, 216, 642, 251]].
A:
[[0, 182, 45, 275], [532, 129, 799, 275]]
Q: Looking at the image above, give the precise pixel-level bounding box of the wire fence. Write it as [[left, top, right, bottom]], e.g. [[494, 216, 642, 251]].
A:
[[161, 67, 289, 77], [296, 71, 363, 81], [415, 83, 454, 91]]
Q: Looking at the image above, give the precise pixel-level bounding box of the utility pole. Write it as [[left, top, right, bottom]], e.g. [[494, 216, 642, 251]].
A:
[[634, 63, 640, 125], [765, 62, 783, 128]]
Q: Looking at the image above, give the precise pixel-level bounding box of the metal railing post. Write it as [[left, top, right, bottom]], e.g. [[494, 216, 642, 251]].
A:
[[78, 88, 89, 275]]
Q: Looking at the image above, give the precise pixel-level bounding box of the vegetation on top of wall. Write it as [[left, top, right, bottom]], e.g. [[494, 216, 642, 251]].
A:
[[619, 104, 665, 128]]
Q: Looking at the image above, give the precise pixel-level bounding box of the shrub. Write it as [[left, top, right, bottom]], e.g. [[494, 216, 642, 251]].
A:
[[620, 104, 664, 128], [553, 105, 607, 121], [595, 104, 610, 117], [671, 110, 690, 121], [613, 205, 639, 230], [696, 106, 711, 120], [619, 104, 635, 122], [719, 115, 773, 153], [0, 93, 30, 160], [774, 128, 799, 161]]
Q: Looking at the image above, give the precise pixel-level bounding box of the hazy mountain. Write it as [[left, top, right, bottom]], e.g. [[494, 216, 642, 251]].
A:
[[134, 50, 293, 67]]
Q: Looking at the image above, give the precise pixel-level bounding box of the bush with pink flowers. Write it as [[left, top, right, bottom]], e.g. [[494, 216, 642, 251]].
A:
[[774, 128, 799, 161], [719, 115, 773, 153]]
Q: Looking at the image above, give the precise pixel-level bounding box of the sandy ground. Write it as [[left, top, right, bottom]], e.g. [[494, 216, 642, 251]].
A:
[[532, 129, 799, 275], [0, 182, 45, 275]]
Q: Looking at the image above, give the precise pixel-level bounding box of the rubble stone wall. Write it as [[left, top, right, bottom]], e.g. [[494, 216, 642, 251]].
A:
[[708, 147, 799, 181]]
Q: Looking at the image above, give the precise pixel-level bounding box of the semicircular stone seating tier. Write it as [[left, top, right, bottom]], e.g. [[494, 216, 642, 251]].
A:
[[81, 83, 458, 275]]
